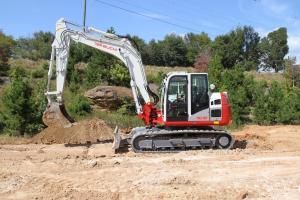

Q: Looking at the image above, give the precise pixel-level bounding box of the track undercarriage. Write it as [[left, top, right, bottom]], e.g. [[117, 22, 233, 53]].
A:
[[114, 127, 234, 152]]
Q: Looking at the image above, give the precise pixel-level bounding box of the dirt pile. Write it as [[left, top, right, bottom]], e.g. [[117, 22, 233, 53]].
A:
[[233, 125, 300, 151], [32, 119, 113, 144], [84, 86, 132, 110], [42, 102, 75, 127]]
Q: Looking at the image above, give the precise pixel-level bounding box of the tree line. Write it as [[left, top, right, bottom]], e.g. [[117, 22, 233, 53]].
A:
[[0, 25, 290, 74]]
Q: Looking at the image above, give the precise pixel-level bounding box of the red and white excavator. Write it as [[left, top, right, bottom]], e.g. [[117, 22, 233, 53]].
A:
[[44, 18, 234, 152]]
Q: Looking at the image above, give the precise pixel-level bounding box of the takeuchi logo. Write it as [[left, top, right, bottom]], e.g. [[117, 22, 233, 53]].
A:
[[95, 42, 117, 51]]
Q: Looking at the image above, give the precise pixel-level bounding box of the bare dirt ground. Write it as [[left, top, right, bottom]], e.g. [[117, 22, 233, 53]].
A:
[[0, 125, 300, 200]]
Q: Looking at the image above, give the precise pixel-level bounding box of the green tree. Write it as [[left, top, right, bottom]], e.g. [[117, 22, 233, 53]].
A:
[[284, 57, 300, 88], [161, 34, 188, 66], [220, 66, 255, 126], [253, 81, 284, 125], [208, 57, 256, 126], [260, 27, 289, 72], [85, 56, 105, 88], [14, 31, 54, 60], [0, 67, 46, 135], [184, 32, 211, 65], [277, 88, 300, 124], [1, 67, 33, 135], [109, 63, 130, 87], [125, 35, 149, 64], [208, 54, 223, 88], [0, 31, 14, 76], [68, 95, 91, 117], [107, 27, 116, 34], [27, 79, 47, 133], [251, 80, 268, 124], [145, 39, 164, 66], [212, 26, 260, 70]]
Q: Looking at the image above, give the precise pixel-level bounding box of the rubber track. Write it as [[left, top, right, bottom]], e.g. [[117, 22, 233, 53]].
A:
[[131, 129, 235, 153]]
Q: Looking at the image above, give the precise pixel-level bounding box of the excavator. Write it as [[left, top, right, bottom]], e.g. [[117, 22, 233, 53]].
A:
[[44, 18, 234, 152]]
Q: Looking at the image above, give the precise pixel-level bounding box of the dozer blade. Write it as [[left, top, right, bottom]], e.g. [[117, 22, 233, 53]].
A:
[[112, 126, 122, 150], [42, 102, 75, 127], [112, 126, 129, 152]]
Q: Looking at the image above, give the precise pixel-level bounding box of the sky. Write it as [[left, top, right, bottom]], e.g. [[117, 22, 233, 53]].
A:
[[1, 0, 300, 63]]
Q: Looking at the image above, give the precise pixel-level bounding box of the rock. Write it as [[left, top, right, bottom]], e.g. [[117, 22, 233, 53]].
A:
[[114, 161, 120, 165], [63, 155, 71, 159], [87, 160, 97, 167], [84, 86, 132, 110], [37, 149, 45, 154]]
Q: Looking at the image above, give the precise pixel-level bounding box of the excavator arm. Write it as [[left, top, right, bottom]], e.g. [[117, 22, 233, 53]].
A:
[[44, 18, 161, 127]]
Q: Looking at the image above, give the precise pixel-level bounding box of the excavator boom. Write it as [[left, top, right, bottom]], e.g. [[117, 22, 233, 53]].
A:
[[44, 18, 161, 127]]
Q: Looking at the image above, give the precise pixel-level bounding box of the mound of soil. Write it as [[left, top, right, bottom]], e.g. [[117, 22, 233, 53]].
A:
[[233, 125, 274, 150], [32, 119, 113, 144]]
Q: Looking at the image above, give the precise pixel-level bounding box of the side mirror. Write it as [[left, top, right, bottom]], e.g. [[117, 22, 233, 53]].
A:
[[209, 84, 215, 91]]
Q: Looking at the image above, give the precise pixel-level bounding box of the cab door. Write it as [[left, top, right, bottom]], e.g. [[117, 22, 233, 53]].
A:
[[166, 75, 188, 121], [188, 74, 210, 121]]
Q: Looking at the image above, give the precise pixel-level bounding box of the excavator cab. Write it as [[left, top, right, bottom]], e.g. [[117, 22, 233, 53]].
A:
[[162, 72, 222, 126]]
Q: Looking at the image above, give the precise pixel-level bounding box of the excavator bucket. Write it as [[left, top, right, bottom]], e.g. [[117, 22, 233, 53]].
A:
[[42, 102, 75, 127]]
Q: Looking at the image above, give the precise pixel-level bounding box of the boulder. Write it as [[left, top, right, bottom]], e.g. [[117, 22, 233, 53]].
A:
[[84, 86, 133, 110]]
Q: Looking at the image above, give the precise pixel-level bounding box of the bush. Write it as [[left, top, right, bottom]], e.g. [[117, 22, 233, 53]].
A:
[[214, 65, 255, 127], [69, 69, 82, 93], [277, 88, 300, 124], [84, 57, 105, 88], [0, 31, 15, 76], [68, 95, 91, 116], [42, 62, 49, 70], [31, 68, 46, 78], [208, 55, 223, 88], [14, 31, 54, 61], [117, 98, 136, 115], [0, 67, 46, 135], [253, 81, 284, 125], [147, 71, 165, 86], [109, 63, 130, 87]]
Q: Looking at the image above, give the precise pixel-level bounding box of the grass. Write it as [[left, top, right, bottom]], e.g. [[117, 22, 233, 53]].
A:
[[145, 65, 196, 76], [94, 110, 143, 128], [246, 70, 285, 84], [8, 58, 47, 70]]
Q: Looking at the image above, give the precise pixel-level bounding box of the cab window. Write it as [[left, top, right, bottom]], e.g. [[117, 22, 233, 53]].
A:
[[166, 76, 188, 121], [191, 74, 209, 114]]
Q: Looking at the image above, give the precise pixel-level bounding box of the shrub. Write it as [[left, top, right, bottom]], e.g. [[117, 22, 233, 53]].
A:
[[117, 98, 136, 115], [42, 62, 49, 70], [31, 68, 46, 78], [216, 66, 255, 127], [109, 63, 130, 87], [1, 67, 34, 135], [147, 71, 165, 86], [68, 95, 91, 116], [277, 88, 300, 124], [84, 58, 104, 88], [0, 31, 15, 76], [253, 81, 284, 125]]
